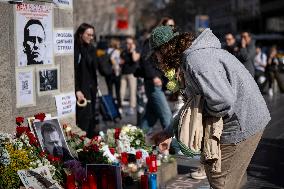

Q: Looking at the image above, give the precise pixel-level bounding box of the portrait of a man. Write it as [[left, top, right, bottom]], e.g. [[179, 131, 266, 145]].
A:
[[16, 3, 53, 67], [39, 69, 58, 92], [23, 19, 46, 65], [34, 119, 72, 161]]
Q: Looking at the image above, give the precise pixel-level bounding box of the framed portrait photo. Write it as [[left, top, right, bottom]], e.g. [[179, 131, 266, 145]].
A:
[[37, 66, 60, 96], [33, 118, 73, 160]]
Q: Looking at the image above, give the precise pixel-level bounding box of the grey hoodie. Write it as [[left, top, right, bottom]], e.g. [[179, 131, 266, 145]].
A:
[[182, 29, 270, 144]]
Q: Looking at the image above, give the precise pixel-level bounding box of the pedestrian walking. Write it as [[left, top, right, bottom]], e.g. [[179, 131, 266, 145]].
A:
[[239, 32, 256, 76], [105, 38, 122, 109], [120, 37, 140, 115], [254, 45, 267, 93], [267, 46, 284, 96]]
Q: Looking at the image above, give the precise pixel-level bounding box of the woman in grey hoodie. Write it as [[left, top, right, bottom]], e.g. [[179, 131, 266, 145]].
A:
[[150, 26, 271, 189]]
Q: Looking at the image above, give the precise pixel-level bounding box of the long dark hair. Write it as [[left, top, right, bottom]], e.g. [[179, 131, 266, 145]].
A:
[[74, 23, 95, 46], [156, 32, 195, 72]]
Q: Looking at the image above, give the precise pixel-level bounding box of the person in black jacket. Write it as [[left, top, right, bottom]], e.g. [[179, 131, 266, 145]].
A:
[[74, 23, 98, 138], [139, 35, 172, 133], [239, 32, 256, 77]]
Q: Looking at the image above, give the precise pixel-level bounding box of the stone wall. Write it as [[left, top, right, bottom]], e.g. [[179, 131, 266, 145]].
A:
[[0, 1, 75, 134]]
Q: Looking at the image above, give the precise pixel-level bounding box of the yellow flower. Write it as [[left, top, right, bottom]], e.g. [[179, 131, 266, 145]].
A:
[[165, 69, 176, 80], [0, 143, 36, 189], [166, 80, 179, 93]]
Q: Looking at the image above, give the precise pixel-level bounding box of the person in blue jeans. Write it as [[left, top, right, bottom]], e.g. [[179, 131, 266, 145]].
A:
[[141, 79, 172, 131], [136, 30, 181, 154]]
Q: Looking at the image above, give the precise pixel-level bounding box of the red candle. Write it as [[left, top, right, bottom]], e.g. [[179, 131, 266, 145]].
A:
[[88, 173, 97, 189], [136, 151, 142, 159], [66, 174, 76, 189], [146, 156, 151, 165], [140, 174, 149, 189], [81, 178, 89, 189], [150, 154, 157, 172], [121, 152, 128, 164], [101, 170, 108, 189]]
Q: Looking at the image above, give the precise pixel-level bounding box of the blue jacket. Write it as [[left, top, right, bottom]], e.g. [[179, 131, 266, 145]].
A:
[[182, 29, 270, 144]]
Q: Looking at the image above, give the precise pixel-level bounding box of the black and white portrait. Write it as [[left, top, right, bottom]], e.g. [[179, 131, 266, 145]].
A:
[[16, 3, 53, 66], [33, 119, 72, 161], [39, 68, 58, 92]]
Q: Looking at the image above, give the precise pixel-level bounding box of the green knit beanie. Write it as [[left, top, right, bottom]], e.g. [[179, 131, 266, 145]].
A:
[[150, 25, 178, 50]]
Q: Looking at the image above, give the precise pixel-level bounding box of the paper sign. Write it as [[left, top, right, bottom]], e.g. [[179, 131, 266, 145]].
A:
[[53, 0, 73, 9], [16, 67, 35, 107], [18, 166, 62, 189], [54, 29, 74, 55], [55, 92, 76, 117]]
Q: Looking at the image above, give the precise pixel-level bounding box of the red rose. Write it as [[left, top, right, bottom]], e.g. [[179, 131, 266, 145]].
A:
[[91, 144, 99, 152], [39, 151, 46, 157], [47, 154, 55, 161], [114, 128, 121, 139], [109, 148, 115, 155], [80, 135, 86, 141], [26, 131, 36, 140], [16, 126, 29, 136], [34, 113, 46, 122], [53, 156, 61, 162], [16, 117, 24, 126]]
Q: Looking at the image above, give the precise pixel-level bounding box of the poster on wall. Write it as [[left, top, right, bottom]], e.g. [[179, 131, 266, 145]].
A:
[[15, 3, 53, 67], [116, 6, 128, 30], [16, 67, 36, 108], [54, 29, 74, 55], [53, 0, 73, 9], [55, 92, 76, 117], [37, 66, 60, 95]]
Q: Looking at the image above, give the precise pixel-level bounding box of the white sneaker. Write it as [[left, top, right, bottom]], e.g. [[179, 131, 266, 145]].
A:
[[191, 166, 207, 180], [268, 88, 273, 97]]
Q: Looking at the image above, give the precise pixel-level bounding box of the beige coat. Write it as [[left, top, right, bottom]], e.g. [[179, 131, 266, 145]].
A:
[[178, 95, 223, 173]]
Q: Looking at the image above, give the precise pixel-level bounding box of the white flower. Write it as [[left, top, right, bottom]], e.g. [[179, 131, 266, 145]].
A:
[[135, 140, 141, 145]]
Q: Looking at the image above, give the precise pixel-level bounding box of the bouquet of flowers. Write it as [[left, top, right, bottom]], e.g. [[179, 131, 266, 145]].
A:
[[0, 116, 62, 189], [165, 68, 180, 93], [106, 124, 152, 154]]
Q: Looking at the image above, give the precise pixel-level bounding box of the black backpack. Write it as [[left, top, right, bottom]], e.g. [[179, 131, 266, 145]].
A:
[[98, 50, 115, 76]]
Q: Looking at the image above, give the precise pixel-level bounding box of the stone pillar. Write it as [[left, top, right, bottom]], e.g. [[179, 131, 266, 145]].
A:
[[0, 1, 75, 134]]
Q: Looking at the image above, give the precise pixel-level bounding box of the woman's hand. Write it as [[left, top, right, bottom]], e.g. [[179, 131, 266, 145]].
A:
[[76, 91, 85, 102], [151, 131, 172, 153], [151, 131, 171, 145]]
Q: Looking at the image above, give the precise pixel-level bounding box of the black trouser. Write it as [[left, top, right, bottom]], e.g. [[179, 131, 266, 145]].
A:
[[267, 69, 284, 92], [76, 86, 97, 138], [105, 74, 122, 107], [254, 70, 267, 93]]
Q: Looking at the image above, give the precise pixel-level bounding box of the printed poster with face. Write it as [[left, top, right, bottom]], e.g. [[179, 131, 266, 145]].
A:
[[15, 3, 53, 67]]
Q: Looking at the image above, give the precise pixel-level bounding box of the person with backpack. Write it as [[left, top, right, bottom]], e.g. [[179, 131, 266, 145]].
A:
[[254, 46, 267, 93], [74, 23, 98, 138], [104, 38, 122, 109], [266, 46, 284, 96]]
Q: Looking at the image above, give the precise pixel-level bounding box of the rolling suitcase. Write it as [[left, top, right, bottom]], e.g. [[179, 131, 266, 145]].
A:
[[97, 87, 121, 122]]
